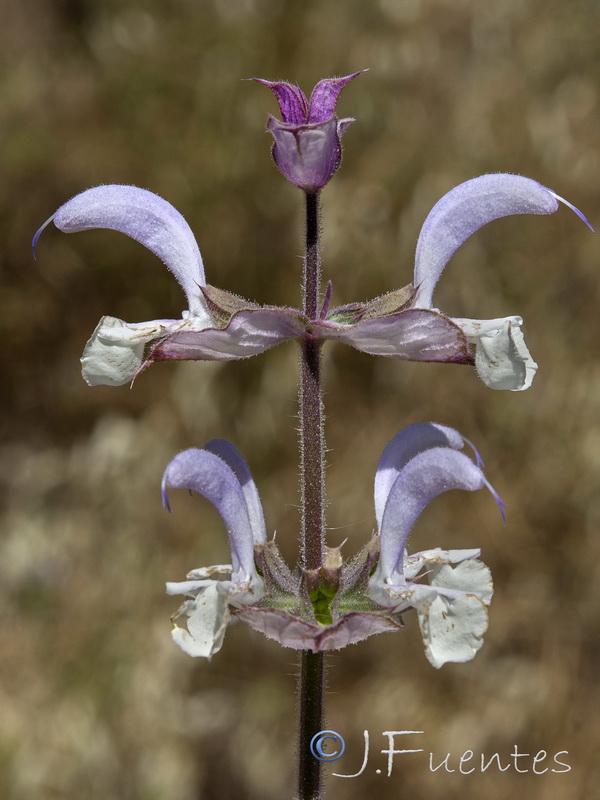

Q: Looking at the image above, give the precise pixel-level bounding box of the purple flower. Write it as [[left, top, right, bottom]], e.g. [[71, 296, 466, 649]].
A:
[[310, 173, 592, 390], [33, 175, 590, 389], [366, 423, 501, 667], [33, 185, 305, 386], [252, 72, 364, 192], [164, 425, 501, 666], [163, 439, 266, 658]]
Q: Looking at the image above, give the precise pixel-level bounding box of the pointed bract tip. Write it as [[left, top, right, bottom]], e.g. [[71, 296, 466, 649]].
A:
[[549, 191, 595, 232], [320, 280, 333, 320], [346, 68, 369, 78], [247, 77, 276, 86], [32, 214, 56, 259]]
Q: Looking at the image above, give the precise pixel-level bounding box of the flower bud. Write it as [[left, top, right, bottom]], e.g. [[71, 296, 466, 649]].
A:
[[253, 72, 364, 192]]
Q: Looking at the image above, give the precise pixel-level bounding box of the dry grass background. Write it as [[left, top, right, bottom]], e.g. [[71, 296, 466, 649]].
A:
[[2, 0, 600, 798]]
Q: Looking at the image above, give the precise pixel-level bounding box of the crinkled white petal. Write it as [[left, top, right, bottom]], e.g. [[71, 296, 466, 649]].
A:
[[186, 564, 233, 580], [169, 573, 265, 658], [81, 316, 148, 386], [412, 590, 489, 668], [170, 584, 230, 659], [227, 579, 265, 608], [451, 316, 521, 338], [167, 572, 263, 602], [453, 316, 537, 391], [80, 314, 207, 386], [166, 579, 218, 595], [368, 551, 487, 607], [367, 551, 493, 666], [429, 558, 493, 605], [81, 316, 175, 386], [404, 547, 482, 580]]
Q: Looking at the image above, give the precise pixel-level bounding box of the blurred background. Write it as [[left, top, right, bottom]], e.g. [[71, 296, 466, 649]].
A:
[[2, 0, 600, 797]]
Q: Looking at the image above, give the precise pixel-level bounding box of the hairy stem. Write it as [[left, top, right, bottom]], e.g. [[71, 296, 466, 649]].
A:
[[297, 650, 325, 800], [300, 191, 325, 570], [297, 191, 326, 800]]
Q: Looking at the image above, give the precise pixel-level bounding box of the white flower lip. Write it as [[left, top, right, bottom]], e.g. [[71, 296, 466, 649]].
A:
[[452, 316, 538, 391]]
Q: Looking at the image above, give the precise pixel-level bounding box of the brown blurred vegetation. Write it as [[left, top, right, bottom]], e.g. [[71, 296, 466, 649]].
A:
[[2, 0, 600, 798]]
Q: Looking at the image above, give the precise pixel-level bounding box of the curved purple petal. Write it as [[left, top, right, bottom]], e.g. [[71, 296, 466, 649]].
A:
[[308, 71, 365, 123], [252, 79, 309, 124], [377, 448, 486, 582], [162, 449, 257, 582], [374, 424, 465, 531], [236, 606, 403, 651], [150, 307, 305, 362], [413, 174, 559, 308], [312, 309, 472, 362], [43, 185, 207, 315], [202, 439, 266, 544]]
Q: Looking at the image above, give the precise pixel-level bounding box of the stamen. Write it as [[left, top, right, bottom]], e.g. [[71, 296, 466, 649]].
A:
[[549, 191, 595, 232], [483, 477, 507, 524]]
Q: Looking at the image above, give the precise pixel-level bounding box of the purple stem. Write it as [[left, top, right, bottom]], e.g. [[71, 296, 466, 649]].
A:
[[297, 190, 326, 800]]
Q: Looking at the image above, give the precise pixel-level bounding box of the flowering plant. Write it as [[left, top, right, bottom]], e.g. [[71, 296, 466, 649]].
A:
[[35, 72, 591, 800]]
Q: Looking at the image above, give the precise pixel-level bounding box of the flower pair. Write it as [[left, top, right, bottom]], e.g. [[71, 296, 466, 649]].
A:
[[33, 174, 588, 392], [164, 423, 501, 667]]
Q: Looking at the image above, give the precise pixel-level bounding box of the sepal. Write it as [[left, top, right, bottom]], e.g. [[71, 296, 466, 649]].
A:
[[201, 284, 260, 328], [326, 284, 416, 324]]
